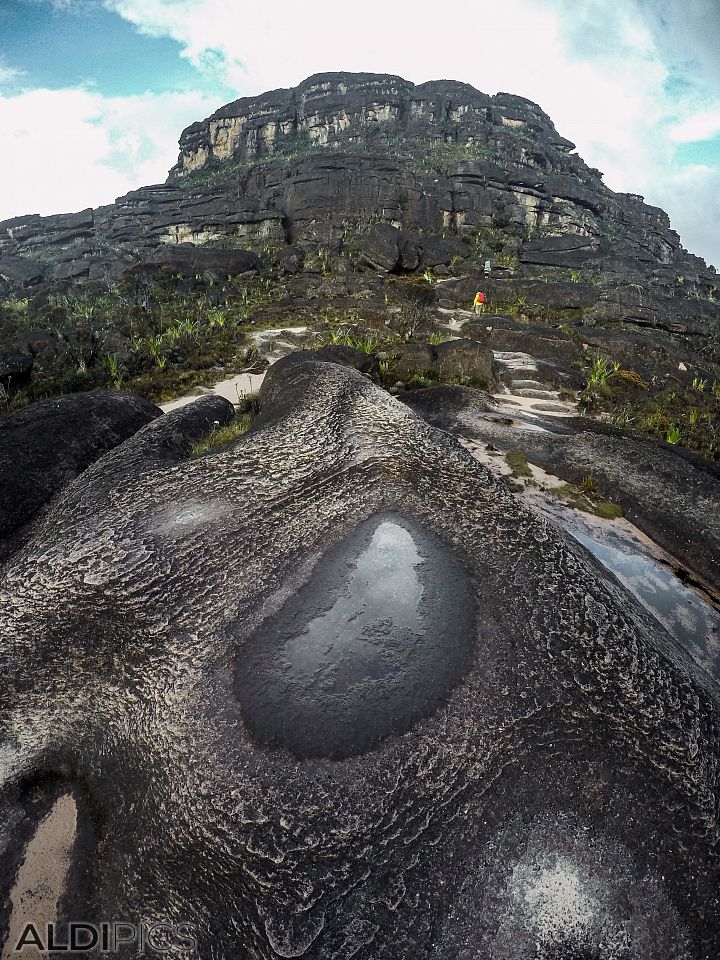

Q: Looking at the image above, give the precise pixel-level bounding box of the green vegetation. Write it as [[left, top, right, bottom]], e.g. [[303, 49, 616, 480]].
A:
[[505, 449, 533, 478], [180, 132, 317, 189], [552, 482, 623, 520], [0, 270, 284, 410], [586, 355, 620, 387], [578, 354, 720, 460], [190, 394, 259, 457], [319, 326, 380, 354], [416, 140, 493, 173]]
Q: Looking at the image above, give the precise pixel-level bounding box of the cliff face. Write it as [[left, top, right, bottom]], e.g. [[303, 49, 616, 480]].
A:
[[170, 72, 576, 175], [0, 71, 715, 303], [1, 71, 719, 429]]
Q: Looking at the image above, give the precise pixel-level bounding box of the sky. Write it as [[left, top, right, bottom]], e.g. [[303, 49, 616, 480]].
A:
[[0, 0, 718, 268]]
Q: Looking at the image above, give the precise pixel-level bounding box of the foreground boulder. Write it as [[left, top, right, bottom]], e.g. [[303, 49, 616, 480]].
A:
[[0, 391, 160, 562], [0, 360, 718, 958]]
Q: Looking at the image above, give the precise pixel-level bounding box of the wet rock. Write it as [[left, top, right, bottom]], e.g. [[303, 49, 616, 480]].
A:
[[407, 384, 720, 597], [237, 511, 476, 759], [0, 360, 718, 958]]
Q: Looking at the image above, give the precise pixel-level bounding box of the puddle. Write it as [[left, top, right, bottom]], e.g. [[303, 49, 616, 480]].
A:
[[460, 435, 720, 683], [235, 512, 476, 759], [569, 528, 720, 680], [2, 792, 78, 959]]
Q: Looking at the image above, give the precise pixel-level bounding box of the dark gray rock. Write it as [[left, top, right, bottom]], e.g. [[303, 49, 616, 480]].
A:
[[0, 360, 718, 958], [359, 223, 404, 271], [0, 391, 160, 563], [0, 256, 45, 285], [149, 244, 263, 276], [520, 235, 599, 267], [434, 338, 494, 386], [419, 235, 470, 268], [0, 350, 33, 385], [388, 342, 436, 379], [277, 245, 305, 274], [273, 345, 381, 381]]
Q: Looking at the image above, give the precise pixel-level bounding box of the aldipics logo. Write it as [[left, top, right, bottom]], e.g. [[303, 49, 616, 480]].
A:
[[12, 921, 197, 954]]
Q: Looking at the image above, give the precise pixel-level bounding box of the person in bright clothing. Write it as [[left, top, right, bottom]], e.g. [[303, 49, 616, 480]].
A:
[[473, 291, 486, 314]]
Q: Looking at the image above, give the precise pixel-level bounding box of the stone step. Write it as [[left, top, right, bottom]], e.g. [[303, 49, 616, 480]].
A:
[[514, 388, 559, 400], [529, 401, 573, 413], [511, 379, 549, 391]]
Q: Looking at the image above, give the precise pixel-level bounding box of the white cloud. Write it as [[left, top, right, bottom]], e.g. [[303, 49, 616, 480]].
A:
[[0, 86, 219, 220], [0, 62, 22, 85], [667, 110, 720, 144]]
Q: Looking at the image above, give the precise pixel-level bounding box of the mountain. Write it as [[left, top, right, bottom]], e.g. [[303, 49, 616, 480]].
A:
[[0, 71, 718, 458]]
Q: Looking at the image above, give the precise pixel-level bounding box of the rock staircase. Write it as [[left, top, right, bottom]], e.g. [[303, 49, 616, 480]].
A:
[[492, 351, 576, 416]]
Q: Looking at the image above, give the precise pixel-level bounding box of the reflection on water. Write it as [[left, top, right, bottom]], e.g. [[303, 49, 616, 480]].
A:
[[282, 522, 425, 690], [571, 529, 720, 681], [236, 513, 476, 759]]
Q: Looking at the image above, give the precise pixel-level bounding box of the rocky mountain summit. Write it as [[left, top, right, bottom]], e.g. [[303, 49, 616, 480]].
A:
[[1, 72, 719, 397], [2, 73, 718, 310]]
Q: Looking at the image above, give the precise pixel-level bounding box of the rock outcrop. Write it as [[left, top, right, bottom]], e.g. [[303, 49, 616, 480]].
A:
[[0, 72, 716, 331], [0, 358, 718, 958], [0, 390, 160, 563]]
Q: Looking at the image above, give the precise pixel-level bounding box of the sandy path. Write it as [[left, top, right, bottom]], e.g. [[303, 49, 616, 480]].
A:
[[160, 371, 266, 413]]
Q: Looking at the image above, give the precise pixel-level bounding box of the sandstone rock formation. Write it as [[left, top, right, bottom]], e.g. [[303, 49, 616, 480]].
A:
[[0, 71, 718, 462], [0, 72, 716, 331], [0, 358, 719, 958], [0, 390, 159, 563]]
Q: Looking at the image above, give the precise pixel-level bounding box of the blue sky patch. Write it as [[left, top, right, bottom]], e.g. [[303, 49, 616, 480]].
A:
[[0, 0, 206, 96], [676, 138, 720, 167]]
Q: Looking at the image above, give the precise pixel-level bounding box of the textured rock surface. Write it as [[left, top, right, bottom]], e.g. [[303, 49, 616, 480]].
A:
[[0, 359, 718, 958], [0, 390, 160, 563], [405, 384, 720, 596]]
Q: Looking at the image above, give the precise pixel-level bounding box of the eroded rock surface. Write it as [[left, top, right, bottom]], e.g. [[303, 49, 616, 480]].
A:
[[0, 359, 719, 958], [0, 390, 160, 563], [404, 383, 720, 597]]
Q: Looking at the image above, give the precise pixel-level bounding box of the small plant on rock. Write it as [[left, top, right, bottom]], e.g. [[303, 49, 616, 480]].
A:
[[587, 355, 620, 387], [103, 353, 124, 390], [666, 424, 682, 444]]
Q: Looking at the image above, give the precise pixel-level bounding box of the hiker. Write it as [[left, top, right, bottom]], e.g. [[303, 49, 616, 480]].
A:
[[473, 291, 486, 314]]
